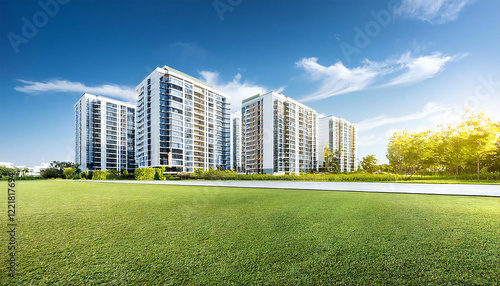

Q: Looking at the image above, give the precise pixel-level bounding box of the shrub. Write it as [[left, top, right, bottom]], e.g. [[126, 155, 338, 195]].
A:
[[121, 170, 129, 180], [0, 175, 45, 181], [41, 168, 61, 179], [154, 167, 166, 180], [164, 174, 181, 180], [81, 171, 93, 180], [0, 166, 18, 178], [107, 169, 120, 180], [182, 169, 403, 182], [193, 168, 204, 178], [177, 172, 193, 180], [411, 173, 500, 181], [92, 170, 108, 180], [63, 167, 76, 179], [135, 168, 155, 180]]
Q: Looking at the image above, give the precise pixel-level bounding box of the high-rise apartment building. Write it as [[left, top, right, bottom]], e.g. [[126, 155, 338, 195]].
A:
[[135, 66, 231, 172], [241, 91, 318, 175], [230, 112, 242, 172], [75, 93, 136, 171], [318, 116, 358, 172]]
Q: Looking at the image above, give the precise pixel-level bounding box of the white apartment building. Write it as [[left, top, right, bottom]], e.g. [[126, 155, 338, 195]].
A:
[[241, 91, 319, 175], [29, 163, 51, 175], [135, 66, 231, 172], [75, 93, 136, 171], [230, 112, 243, 172], [318, 116, 358, 172]]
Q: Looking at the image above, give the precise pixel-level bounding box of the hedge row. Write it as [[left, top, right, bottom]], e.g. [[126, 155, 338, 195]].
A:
[[0, 175, 46, 181], [134, 167, 181, 181], [178, 169, 404, 182], [79, 170, 130, 180], [411, 173, 500, 181]]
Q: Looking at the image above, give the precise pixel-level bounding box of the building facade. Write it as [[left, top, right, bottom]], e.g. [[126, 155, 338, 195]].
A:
[[75, 93, 136, 171], [241, 91, 319, 175], [135, 66, 231, 172], [318, 116, 358, 172], [230, 112, 243, 172]]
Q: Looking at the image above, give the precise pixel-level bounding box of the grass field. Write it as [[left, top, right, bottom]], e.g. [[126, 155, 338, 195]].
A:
[[2, 181, 499, 285]]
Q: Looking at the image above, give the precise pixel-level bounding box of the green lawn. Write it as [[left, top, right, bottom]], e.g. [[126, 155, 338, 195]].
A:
[[2, 181, 499, 285]]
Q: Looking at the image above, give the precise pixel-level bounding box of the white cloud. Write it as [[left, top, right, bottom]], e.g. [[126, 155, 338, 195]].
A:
[[396, 0, 472, 24], [298, 52, 460, 102], [14, 79, 135, 102], [199, 71, 284, 113], [382, 52, 456, 87], [296, 57, 388, 102], [356, 102, 452, 132]]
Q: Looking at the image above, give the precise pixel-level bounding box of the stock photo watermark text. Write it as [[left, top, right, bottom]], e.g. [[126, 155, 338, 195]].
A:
[[7, 177, 17, 278], [7, 0, 70, 54]]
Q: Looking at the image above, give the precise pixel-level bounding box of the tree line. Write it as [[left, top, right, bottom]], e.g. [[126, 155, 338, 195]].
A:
[[361, 111, 499, 180]]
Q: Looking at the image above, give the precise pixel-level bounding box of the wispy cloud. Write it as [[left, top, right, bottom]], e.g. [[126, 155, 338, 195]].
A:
[[199, 71, 284, 113], [357, 102, 452, 132], [381, 52, 458, 87], [14, 79, 136, 102], [298, 52, 461, 102], [396, 0, 472, 24]]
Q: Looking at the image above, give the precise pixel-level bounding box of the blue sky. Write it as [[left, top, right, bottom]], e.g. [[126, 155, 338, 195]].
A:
[[1, 0, 499, 167]]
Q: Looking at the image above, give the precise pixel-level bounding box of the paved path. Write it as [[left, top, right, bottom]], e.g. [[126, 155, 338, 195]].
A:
[[84, 180, 500, 197]]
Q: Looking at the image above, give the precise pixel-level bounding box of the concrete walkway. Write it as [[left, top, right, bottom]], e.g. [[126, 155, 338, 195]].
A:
[[83, 180, 500, 197]]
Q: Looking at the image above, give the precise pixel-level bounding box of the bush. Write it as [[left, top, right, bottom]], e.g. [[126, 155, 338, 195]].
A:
[[41, 168, 61, 179], [63, 167, 76, 180], [135, 168, 155, 181], [164, 174, 181, 180], [411, 173, 500, 181], [81, 171, 93, 180], [131, 168, 500, 182], [154, 167, 166, 180], [121, 170, 129, 180], [107, 169, 120, 180], [0, 166, 18, 178], [0, 175, 45, 181], [185, 169, 403, 182], [92, 170, 108, 180], [177, 172, 193, 180]]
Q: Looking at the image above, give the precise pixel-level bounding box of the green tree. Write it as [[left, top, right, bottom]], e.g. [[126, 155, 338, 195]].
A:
[[484, 141, 500, 172], [47, 161, 78, 178], [323, 144, 341, 173], [461, 111, 500, 180], [20, 167, 30, 176], [386, 111, 499, 179], [74, 163, 81, 177], [440, 124, 468, 177], [361, 154, 378, 173], [0, 166, 17, 177], [387, 131, 434, 179]]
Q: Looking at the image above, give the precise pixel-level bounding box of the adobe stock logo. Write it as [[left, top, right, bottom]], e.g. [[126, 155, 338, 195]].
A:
[[339, 0, 398, 62], [453, 75, 500, 116], [7, 0, 70, 54], [213, 0, 243, 22]]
